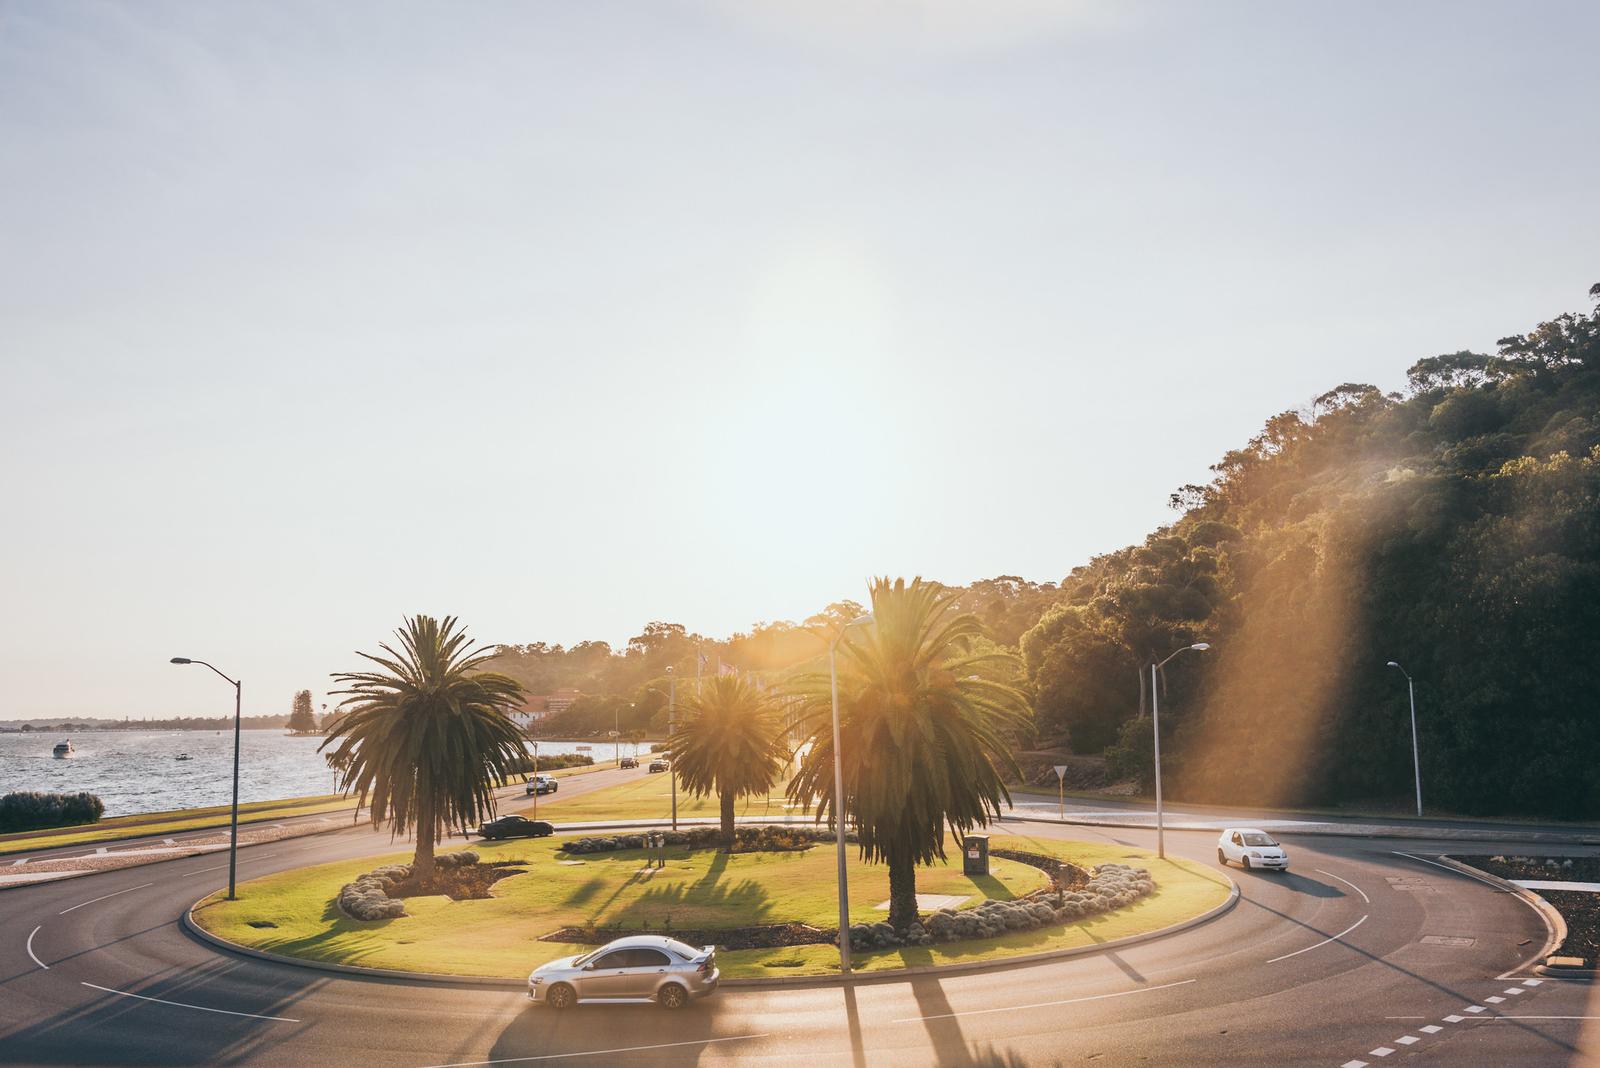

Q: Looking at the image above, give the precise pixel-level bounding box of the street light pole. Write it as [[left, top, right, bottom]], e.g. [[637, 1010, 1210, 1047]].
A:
[[829, 612, 873, 974], [531, 740, 539, 820], [1150, 642, 1210, 860], [667, 666, 677, 830], [1386, 662, 1422, 818], [169, 657, 243, 899]]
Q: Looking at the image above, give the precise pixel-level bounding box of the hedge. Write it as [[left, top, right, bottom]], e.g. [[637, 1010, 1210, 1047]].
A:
[[0, 791, 105, 832]]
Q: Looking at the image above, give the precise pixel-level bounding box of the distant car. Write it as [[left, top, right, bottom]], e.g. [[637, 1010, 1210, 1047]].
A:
[[1217, 828, 1288, 871], [477, 815, 553, 841], [648, 759, 669, 773], [526, 774, 559, 796], [619, 756, 638, 769], [528, 935, 718, 1010]]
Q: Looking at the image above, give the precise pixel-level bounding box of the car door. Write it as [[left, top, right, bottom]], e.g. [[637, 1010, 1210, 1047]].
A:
[[1226, 832, 1244, 863], [574, 950, 634, 998], [619, 948, 673, 997]]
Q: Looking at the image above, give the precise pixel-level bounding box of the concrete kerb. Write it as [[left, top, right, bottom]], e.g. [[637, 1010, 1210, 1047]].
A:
[[1000, 813, 1600, 846], [181, 870, 1240, 992], [1426, 854, 1568, 973]]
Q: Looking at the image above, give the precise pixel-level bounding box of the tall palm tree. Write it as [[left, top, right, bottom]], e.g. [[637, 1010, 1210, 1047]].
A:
[[668, 674, 790, 851], [321, 615, 528, 882], [786, 578, 1031, 931]]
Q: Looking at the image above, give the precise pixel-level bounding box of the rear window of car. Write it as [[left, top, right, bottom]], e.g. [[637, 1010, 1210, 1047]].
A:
[[662, 939, 700, 959]]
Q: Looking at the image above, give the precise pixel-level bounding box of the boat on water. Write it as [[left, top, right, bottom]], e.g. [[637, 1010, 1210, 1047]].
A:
[[52, 740, 74, 758], [175, 753, 192, 761]]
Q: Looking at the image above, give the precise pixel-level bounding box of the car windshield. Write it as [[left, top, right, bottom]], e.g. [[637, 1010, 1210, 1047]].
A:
[[1242, 833, 1277, 847]]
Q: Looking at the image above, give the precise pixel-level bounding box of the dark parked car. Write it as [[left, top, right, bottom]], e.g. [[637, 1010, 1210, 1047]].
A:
[[619, 756, 638, 769], [648, 759, 669, 773], [476, 815, 554, 841]]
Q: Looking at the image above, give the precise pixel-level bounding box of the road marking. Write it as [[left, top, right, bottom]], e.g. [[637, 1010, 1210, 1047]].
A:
[[1485, 996, 1505, 1003], [59, 882, 154, 914], [164, 838, 176, 845], [95, 847, 107, 855], [417, 1033, 771, 1067], [26, 925, 47, 969], [1490, 1016, 1600, 1020], [891, 978, 1196, 1022], [1316, 869, 1371, 904], [1420, 1025, 1442, 1034], [1265, 914, 1368, 963], [1505, 987, 1525, 995], [10, 858, 27, 867], [1342, 1061, 1369, 1068], [1524, 979, 1543, 986], [1369, 1047, 1394, 1057], [1395, 1035, 1419, 1045], [1466, 1005, 1486, 1013], [181, 854, 278, 877], [80, 982, 301, 1023], [1443, 1015, 1465, 1023]]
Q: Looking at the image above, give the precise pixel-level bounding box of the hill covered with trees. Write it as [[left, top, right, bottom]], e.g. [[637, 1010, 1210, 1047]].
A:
[[1021, 284, 1600, 818]]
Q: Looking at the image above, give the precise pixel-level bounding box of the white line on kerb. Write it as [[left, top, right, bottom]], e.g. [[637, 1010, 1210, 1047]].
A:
[[58, 882, 154, 915], [1316, 869, 1372, 904], [892, 978, 1197, 1023], [26, 925, 48, 969], [418, 1033, 771, 1067], [1266, 914, 1368, 964], [79, 982, 301, 1023]]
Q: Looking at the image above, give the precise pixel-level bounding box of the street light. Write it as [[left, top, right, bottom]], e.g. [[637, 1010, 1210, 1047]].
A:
[[1151, 642, 1209, 860], [666, 666, 677, 830], [1386, 661, 1422, 818], [829, 612, 873, 974], [169, 657, 243, 899]]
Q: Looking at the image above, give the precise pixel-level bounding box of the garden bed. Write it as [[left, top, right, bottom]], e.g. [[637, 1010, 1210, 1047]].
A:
[[1457, 854, 1600, 963], [542, 921, 832, 950]]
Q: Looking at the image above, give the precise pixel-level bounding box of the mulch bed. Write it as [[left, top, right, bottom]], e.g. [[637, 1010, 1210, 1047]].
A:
[[541, 922, 833, 951], [393, 861, 527, 901], [1457, 855, 1600, 963]]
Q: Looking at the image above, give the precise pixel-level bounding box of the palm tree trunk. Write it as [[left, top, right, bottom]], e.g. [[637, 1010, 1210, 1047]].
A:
[[719, 790, 736, 852], [414, 792, 436, 883], [887, 850, 918, 932]]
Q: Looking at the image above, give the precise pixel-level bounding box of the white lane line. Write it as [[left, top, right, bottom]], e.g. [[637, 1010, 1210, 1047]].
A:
[[891, 978, 1196, 1023], [58, 882, 154, 914], [1485, 996, 1505, 1004], [10, 858, 27, 866], [417, 1033, 771, 1067], [181, 854, 279, 877], [164, 838, 176, 846], [26, 925, 48, 969], [1316, 868, 1371, 904], [1395, 1035, 1419, 1045], [1443, 1014, 1465, 1023], [1466, 1005, 1486, 1013], [1369, 1047, 1394, 1057], [1342, 1061, 1369, 1068], [79, 982, 300, 1023], [1523, 979, 1543, 986], [95, 847, 107, 855], [1265, 914, 1368, 964], [1420, 1025, 1442, 1034]]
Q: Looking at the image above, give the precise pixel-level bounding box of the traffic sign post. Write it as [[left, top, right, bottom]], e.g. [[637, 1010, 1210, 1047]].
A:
[[1053, 764, 1068, 821]]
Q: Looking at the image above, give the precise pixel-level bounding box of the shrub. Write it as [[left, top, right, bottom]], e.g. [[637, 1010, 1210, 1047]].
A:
[[509, 753, 593, 774], [0, 791, 105, 832]]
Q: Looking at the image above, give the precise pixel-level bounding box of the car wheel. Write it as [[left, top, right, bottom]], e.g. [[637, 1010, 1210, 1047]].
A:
[[657, 983, 689, 1010], [545, 983, 576, 1010], [1242, 857, 1252, 871], [1217, 848, 1227, 867]]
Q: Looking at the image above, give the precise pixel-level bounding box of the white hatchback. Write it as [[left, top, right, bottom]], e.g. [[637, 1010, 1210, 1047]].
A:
[[1217, 828, 1289, 871]]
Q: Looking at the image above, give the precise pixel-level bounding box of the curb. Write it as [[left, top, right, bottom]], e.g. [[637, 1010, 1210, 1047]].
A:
[[999, 813, 1600, 846], [181, 874, 1241, 992], [1429, 854, 1568, 971]]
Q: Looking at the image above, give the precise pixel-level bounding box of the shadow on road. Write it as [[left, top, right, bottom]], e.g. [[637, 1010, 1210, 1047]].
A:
[[483, 997, 720, 1065]]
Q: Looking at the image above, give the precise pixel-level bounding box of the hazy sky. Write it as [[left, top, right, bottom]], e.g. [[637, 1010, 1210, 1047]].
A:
[[2, 1, 1596, 719]]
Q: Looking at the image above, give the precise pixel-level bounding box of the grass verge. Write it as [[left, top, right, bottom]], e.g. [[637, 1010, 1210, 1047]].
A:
[[192, 832, 1228, 979]]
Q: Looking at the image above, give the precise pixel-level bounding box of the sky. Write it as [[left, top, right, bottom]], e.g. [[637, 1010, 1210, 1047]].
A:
[[1, 0, 1596, 720]]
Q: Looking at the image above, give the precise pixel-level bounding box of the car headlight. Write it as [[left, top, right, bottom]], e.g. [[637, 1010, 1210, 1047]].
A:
[[1247, 851, 1262, 858], [528, 976, 543, 985]]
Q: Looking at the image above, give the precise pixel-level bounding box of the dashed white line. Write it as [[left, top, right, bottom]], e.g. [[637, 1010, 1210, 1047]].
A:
[[1369, 1047, 1394, 1057], [80, 982, 301, 1023], [1485, 996, 1505, 1004], [26, 925, 48, 969], [1466, 1005, 1486, 1013], [1523, 978, 1543, 986], [1316, 869, 1371, 904], [1266, 914, 1368, 964], [417, 1033, 771, 1067], [181, 854, 278, 877], [58, 882, 154, 914], [1504, 987, 1525, 995], [1420, 1025, 1442, 1034], [10, 857, 27, 867], [1444, 1014, 1466, 1023], [1395, 1035, 1419, 1045], [892, 978, 1197, 1022], [1342, 1060, 1368, 1068]]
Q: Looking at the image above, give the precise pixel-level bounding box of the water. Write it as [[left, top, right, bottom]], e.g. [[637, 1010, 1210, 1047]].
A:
[[0, 731, 634, 818]]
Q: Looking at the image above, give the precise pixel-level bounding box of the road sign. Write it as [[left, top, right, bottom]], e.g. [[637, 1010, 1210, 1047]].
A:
[[1053, 765, 1068, 820], [1053, 765, 1068, 780]]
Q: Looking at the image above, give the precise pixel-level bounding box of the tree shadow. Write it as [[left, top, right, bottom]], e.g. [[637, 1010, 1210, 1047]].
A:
[[562, 877, 606, 908]]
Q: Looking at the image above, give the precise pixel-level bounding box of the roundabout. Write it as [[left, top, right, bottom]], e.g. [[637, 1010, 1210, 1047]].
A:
[[185, 829, 1229, 981]]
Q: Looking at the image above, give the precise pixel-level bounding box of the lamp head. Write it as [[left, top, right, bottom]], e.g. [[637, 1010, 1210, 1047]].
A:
[[1386, 661, 1400, 669], [1190, 643, 1210, 651], [169, 657, 192, 665]]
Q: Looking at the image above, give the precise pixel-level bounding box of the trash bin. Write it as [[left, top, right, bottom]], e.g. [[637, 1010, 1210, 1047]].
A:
[[963, 834, 990, 877]]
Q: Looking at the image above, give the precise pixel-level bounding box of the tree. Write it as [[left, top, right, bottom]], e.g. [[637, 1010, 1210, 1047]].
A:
[[786, 578, 1031, 931], [287, 690, 317, 734], [320, 615, 528, 881], [667, 675, 789, 851]]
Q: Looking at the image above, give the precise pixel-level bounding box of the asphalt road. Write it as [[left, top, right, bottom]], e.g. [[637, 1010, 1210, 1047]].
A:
[[3, 784, 1597, 1066]]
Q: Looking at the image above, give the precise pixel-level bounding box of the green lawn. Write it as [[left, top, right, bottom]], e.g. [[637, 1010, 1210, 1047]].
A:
[[193, 832, 1229, 979], [527, 770, 813, 824]]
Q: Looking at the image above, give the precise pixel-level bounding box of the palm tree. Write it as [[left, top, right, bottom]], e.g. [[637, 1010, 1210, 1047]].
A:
[[668, 674, 790, 851], [786, 578, 1031, 931], [320, 615, 528, 882]]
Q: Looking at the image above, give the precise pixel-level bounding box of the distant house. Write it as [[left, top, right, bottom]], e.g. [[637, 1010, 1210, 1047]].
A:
[[511, 688, 583, 733]]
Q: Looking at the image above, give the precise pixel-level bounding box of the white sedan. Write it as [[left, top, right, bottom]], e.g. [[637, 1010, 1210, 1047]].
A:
[[1217, 828, 1289, 872]]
